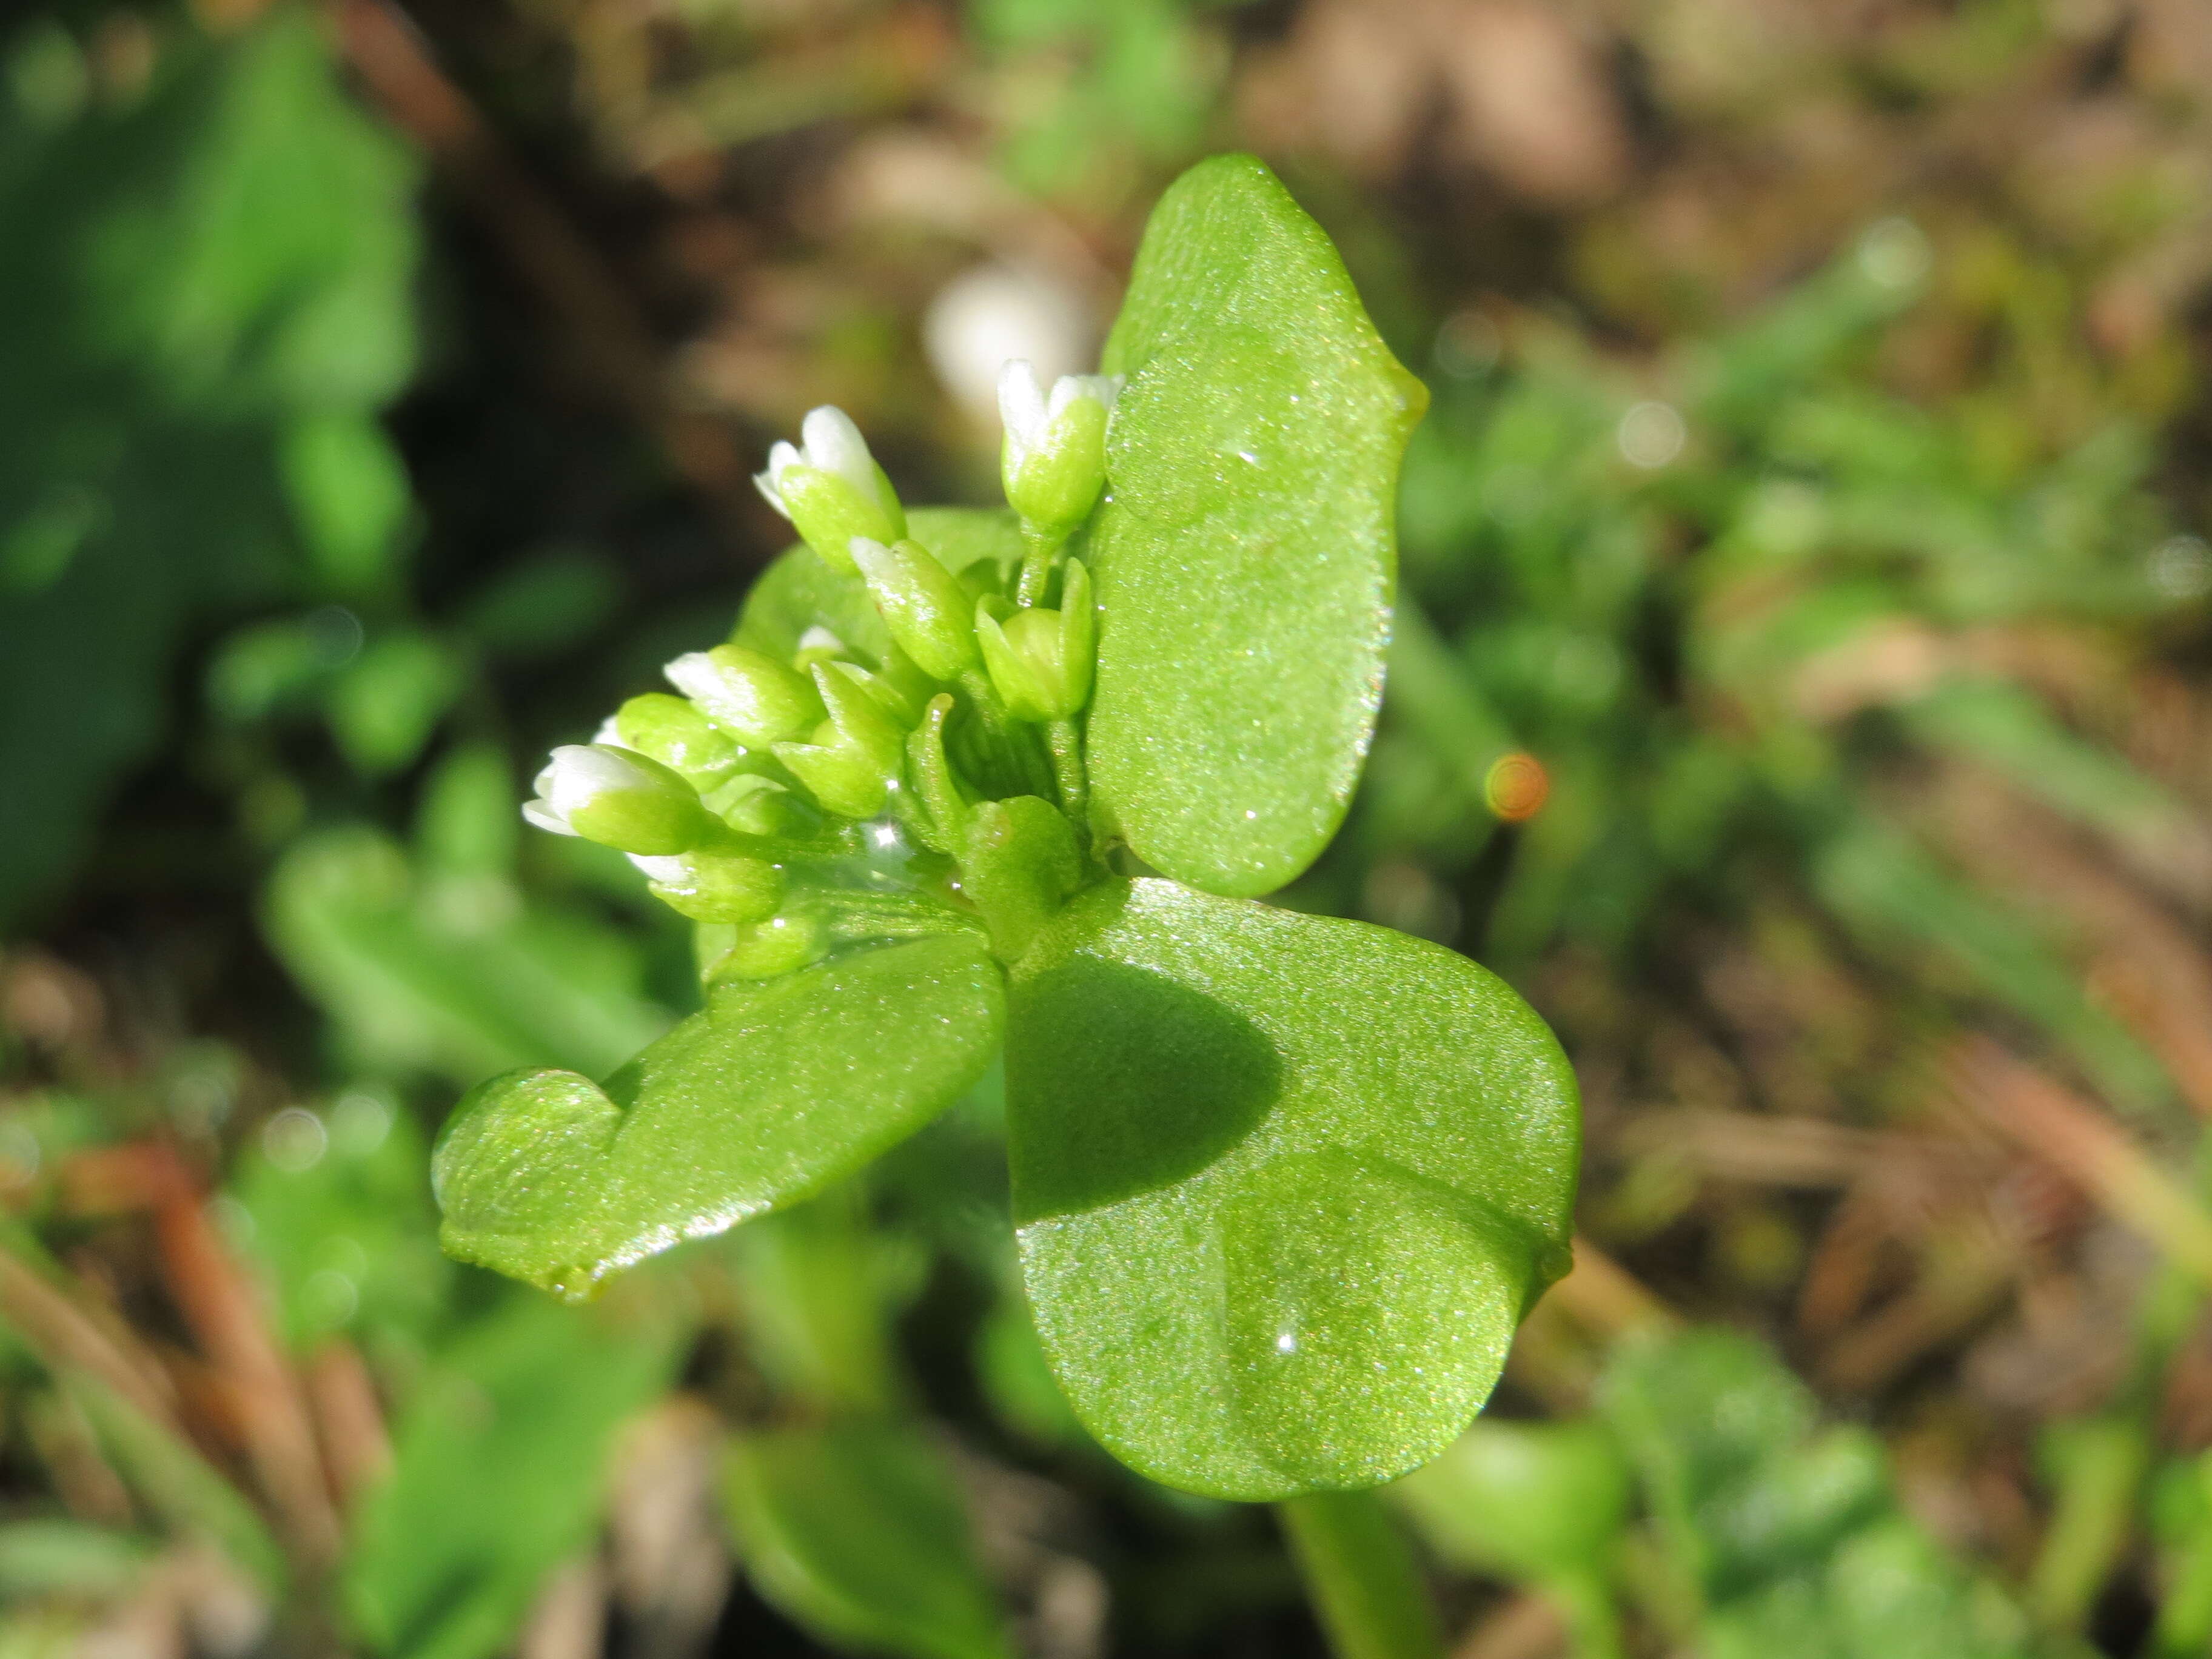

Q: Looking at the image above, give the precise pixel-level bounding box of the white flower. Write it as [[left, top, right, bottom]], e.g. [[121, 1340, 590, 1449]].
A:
[[997, 361, 1122, 477], [752, 406, 883, 521], [627, 854, 687, 881], [522, 745, 665, 836], [591, 712, 625, 746]]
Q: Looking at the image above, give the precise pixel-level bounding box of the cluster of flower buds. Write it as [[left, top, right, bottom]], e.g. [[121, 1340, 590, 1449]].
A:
[[525, 386, 1116, 972]]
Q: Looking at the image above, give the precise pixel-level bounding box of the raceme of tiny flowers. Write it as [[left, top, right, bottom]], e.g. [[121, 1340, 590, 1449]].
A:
[[520, 387, 1114, 976]]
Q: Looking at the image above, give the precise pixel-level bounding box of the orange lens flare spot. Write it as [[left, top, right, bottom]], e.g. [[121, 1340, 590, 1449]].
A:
[[1483, 752, 1549, 823]]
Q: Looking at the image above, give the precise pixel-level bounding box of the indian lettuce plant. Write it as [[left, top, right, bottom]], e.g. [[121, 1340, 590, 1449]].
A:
[[429, 153, 1582, 1646]]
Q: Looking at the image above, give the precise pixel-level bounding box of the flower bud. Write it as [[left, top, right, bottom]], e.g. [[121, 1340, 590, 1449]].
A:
[[771, 662, 907, 819], [629, 850, 784, 924], [523, 744, 711, 855], [612, 692, 743, 783], [702, 773, 797, 837], [793, 626, 848, 672], [665, 645, 822, 746], [753, 406, 906, 572], [999, 361, 1119, 533], [975, 559, 1096, 722], [905, 693, 970, 854], [850, 537, 980, 682], [709, 910, 828, 982]]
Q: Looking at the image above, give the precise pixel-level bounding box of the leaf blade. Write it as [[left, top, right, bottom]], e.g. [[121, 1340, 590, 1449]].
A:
[[1007, 878, 1578, 1498], [1087, 155, 1427, 897], [434, 933, 1005, 1296]]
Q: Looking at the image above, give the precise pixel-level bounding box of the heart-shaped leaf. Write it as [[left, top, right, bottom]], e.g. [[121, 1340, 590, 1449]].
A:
[[734, 506, 1023, 665], [1007, 879, 1578, 1499], [434, 933, 1004, 1298], [1085, 155, 1427, 898]]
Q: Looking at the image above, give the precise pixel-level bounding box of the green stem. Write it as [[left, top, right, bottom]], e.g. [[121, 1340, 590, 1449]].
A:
[[1046, 718, 1087, 832], [1279, 1492, 1445, 1659], [1016, 525, 1064, 607]]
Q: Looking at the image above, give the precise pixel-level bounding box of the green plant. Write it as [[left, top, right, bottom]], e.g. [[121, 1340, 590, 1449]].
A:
[[429, 153, 1581, 1649]]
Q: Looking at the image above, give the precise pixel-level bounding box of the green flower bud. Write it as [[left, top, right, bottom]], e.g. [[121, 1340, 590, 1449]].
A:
[[702, 773, 796, 837], [664, 644, 822, 746], [754, 406, 906, 572], [999, 363, 1119, 532], [612, 692, 743, 782], [850, 537, 980, 682], [793, 626, 848, 673], [523, 744, 710, 856], [974, 559, 1096, 722], [630, 850, 784, 924], [771, 663, 908, 819], [905, 693, 970, 855], [711, 910, 828, 982]]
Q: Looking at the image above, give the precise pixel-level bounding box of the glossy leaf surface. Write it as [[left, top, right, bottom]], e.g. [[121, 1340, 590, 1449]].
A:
[[1007, 879, 1577, 1498], [1087, 155, 1427, 897], [434, 934, 1004, 1298], [734, 506, 1022, 665], [722, 1421, 1011, 1659]]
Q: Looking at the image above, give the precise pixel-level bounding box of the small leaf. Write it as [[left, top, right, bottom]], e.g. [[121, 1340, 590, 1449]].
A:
[[1389, 1420, 1631, 1581], [1007, 879, 1577, 1499], [734, 506, 1023, 666], [343, 1296, 679, 1659], [1087, 155, 1427, 897], [434, 934, 1005, 1297], [722, 1421, 1011, 1659]]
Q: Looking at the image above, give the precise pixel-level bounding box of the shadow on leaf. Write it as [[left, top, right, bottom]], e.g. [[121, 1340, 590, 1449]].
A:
[[1008, 953, 1279, 1221]]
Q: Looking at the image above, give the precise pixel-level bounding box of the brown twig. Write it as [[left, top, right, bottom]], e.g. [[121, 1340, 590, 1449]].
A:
[[152, 1182, 343, 1567], [1951, 1037, 2212, 1285], [0, 1245, 178, 1430], [1450, 1590, 1567, 1659], [305, 1340, 394, 1505]]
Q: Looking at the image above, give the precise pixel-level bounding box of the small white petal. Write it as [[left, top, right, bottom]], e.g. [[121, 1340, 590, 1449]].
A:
[[1054, 371, 1121, 417], [628, 853, 687, 881], [799, 406, 876, 495], [543, 744, 651, 816], [766, 439, 802, 481], [797, 626, 846, 657], [753, 468, 791, 520], [522, 799, 577, 836], [998, 359, 1048, 470], [663, 651, 723, 707], [848, 536, 892, 579], [592, 714, 625, 746]]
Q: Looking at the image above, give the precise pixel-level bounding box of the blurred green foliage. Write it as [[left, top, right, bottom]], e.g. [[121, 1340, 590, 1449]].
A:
[[0, 8, 418, 925], [2, 0, 2211, 1655]]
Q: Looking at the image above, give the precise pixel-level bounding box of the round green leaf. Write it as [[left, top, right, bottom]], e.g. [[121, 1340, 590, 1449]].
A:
[[434, 933, 1005, 1298], [1087, 155, 1427, 897], [1007, 879, 1578, 1499]]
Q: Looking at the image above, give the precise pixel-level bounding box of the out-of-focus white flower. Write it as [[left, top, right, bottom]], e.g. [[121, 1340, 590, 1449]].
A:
[[924, 264, 1091, 425]]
